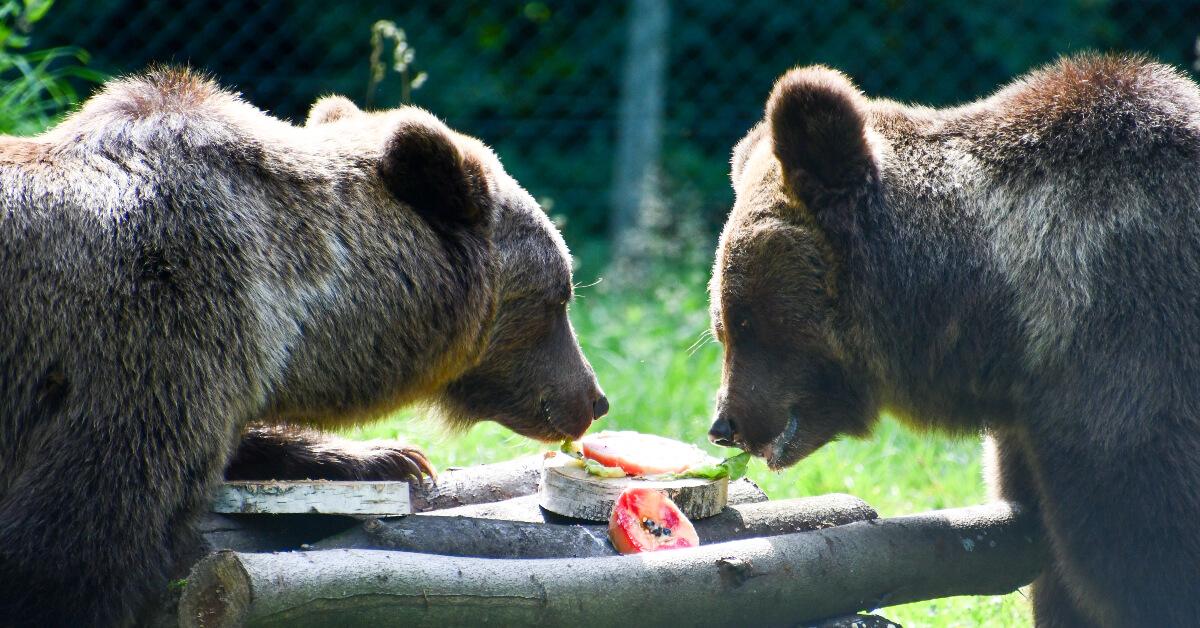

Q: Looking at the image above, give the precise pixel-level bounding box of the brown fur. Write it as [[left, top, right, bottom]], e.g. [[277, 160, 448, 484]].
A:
[[710, 54, 1200, 626], [305, 94, 359, 126], [225, 425, 435, 482], [0, 69, 606, 627]]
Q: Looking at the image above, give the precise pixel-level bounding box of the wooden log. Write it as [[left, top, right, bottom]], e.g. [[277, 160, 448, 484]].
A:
[[539, 453, 728, 520], [186, 456, 541, 566], [433, 493, 567, 522], [311, 494, 877, 558], [196, 470, 767, 557], [195, 513, 361, 553], [195, 456, 546, 555], [805, 614, 900, 628], [208, 454, 543, 515], [179, 501, 1044, 628], [720, 477, 770, 506], [199, 478, 770, 555], [409, 455, 543, 512], [308, 478, 768, 553]]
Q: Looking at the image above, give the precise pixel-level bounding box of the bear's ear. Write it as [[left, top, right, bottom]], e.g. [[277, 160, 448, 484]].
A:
[[378, 116, 489, 231], [306, 95, 361, 126], [730, 122, 765, 187], [767, 67, 876, 206]]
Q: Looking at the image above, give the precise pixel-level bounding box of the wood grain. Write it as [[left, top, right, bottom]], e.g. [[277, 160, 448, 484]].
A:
[[212, 481, 411, 516], [538, 453, 727, 521]]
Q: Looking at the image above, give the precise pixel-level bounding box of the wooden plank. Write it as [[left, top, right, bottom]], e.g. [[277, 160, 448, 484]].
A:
[[212, 481, 411, 516]]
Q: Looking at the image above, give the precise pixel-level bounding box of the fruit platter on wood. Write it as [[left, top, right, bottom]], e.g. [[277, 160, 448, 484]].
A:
[[174, 431, 1046, 627]]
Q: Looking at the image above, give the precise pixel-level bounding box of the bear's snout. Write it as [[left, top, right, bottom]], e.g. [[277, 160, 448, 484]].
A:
[[707, 415, 739, 447], [542, 381, 607, 441], [592, 394, 610, 420]]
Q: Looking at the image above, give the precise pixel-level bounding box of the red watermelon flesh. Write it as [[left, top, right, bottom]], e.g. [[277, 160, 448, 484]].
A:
[[608, 487, 699, 554], [580, 431, 715, 476]]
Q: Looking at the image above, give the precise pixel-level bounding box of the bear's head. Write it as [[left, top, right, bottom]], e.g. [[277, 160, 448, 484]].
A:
[[307, 96, 607, 442], [707, 67, 879, 469]]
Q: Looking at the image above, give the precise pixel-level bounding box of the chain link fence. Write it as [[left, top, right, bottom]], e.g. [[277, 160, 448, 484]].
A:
[[32, 0, 1200, 249]]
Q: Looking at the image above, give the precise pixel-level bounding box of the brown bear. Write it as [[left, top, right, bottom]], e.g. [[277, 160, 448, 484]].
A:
[[0, 69, 607, 627], [707, 54, 1200, 627]]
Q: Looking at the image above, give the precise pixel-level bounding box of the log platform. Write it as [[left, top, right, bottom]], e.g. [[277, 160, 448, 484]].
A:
[[171, 453, 1044, 627]]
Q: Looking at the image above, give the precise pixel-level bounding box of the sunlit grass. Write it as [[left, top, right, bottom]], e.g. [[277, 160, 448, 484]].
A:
[[343, 263, 1032, 626]]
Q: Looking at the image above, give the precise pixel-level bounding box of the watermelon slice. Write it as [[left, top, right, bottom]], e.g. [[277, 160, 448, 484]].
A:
[[580, 431, 715, 476], [608, 487, 699, 553]]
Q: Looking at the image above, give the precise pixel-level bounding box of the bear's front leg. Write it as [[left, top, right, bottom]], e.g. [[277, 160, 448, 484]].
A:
[[984, 427, 1093, 627], [983, 426, 1039, 507], [1026, 410, 1200, 627], [1029, 567, 1098, 628], [224, 425, 435, 482], [0, 396, 241, 627]]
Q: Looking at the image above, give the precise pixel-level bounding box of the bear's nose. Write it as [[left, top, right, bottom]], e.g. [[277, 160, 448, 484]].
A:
[[592, 395, 610, 420], [708, 416, 738, 447]]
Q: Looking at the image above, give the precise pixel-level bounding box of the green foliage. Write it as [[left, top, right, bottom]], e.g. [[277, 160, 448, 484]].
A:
[[367, 20, 427, 107], [0, 0, 102, 135], [344, 261, 1032, 625]]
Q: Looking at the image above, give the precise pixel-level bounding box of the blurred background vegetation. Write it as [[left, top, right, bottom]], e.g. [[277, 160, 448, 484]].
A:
[[15, 1, 1200, 625], [27, 0, 1200, 256]]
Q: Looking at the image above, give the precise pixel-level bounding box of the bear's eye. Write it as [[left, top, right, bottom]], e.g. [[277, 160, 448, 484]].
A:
[[726, 316, 751, 343], [545, 288, 571, 312]]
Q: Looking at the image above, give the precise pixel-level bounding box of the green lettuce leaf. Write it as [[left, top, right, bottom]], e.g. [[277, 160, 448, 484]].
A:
[[583, 458, 628, 478], [672, 451, 752, 481]]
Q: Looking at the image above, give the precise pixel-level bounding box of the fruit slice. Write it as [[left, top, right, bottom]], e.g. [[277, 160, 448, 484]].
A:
[[608, 487, 699, 554], [581, 431, 715, 476]]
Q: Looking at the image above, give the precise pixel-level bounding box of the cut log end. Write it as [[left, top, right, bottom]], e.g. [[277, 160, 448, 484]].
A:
[[539, 454, 728, 521], [179, 551, 253, 628]]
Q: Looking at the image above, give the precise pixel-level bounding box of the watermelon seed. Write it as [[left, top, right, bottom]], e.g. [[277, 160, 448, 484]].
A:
[[642, 518, 669, 537]]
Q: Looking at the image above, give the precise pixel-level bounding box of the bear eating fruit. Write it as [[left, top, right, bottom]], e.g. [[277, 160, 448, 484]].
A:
[[0, 69, 607, 627], [707, 54, 1200, 627]]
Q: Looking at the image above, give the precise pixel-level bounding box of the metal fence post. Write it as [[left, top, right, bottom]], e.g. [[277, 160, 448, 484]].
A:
[[611, 0, 669, 258]]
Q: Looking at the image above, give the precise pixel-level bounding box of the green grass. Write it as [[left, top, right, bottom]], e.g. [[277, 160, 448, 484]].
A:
[[343, 262, 1032, 626]]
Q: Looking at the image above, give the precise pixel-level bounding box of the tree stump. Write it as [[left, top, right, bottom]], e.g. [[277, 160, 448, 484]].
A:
[[539, 453, 727, 520]]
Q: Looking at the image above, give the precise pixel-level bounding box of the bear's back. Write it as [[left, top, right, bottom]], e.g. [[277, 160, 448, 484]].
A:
[[0, 68, 275, 257], [949, 55, 1200, 174], [861, 56, 1200, 391], [0, 71, 293, 399], [973, 58, 1200, 379]]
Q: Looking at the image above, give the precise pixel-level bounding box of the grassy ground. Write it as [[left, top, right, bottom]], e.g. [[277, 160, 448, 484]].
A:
[[344, 261, 1032, 626]]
